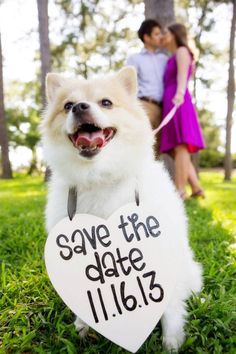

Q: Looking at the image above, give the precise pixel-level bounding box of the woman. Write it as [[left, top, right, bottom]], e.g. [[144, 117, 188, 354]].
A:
[[160, 23, 205, 200]]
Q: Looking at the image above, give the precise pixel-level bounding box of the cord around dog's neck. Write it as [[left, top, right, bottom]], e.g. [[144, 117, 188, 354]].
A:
[[67, 186, 139, 220], [67, 186, 77, 220]]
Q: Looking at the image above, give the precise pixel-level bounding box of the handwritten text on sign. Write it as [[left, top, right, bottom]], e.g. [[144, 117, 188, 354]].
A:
[[56, 212, 163, 323], [45, 203, 180, 353]]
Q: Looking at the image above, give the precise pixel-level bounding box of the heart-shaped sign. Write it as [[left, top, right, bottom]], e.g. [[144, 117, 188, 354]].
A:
[[45, 203, 182, 353]]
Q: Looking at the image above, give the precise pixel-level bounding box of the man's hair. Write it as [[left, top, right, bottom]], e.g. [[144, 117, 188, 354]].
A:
[[138, 19, 162, 43]]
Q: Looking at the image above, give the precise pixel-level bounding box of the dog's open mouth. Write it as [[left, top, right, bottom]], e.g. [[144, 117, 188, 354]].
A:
[[69, 123, 116, 158]]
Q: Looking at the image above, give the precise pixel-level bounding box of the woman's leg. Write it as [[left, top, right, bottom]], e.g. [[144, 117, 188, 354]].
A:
[[174, 144, 190, 196], [188, 161, 202, 193]]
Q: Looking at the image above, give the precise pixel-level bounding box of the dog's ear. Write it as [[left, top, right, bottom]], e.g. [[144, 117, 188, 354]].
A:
[[116, 66, 137, 96], [46, 73, 66, 102]]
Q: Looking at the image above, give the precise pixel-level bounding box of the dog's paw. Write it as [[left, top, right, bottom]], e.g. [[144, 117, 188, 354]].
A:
[[74, 317, 89, 338], [163, 331, 185, 352]]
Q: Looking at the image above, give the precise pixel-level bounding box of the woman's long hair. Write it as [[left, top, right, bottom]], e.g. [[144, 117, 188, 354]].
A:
[[168, 23, 195, 60]]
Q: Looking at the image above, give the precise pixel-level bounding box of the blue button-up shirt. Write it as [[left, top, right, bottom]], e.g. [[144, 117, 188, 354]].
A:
[[127, 48, 168, 102]]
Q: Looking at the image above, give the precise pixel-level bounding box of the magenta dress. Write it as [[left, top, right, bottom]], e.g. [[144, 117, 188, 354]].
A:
[[160, 53, 205, 153]]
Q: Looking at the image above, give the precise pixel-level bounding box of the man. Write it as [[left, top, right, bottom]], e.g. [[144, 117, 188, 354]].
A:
[[127, 19, 168, 158]]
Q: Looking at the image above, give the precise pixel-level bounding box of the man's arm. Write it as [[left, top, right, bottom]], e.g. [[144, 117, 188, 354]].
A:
[[126, 55, 138, 71]]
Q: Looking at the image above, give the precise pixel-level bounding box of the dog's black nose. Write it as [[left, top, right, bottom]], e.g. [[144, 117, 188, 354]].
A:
[[72, 102, 90, 114]]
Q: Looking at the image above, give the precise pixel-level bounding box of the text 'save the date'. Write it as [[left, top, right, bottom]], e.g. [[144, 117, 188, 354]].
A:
[[55, 212, 165, 324]]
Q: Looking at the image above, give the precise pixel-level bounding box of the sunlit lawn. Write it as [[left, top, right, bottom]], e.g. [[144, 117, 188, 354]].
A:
[[0, 171, 235, 353]]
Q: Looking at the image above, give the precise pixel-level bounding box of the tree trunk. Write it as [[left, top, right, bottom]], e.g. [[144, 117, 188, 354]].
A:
[[0, 33, 12, 179], [27, 147, 38, 175], [37, 0, 51, 107], [144, 0, 175, 178], [144, 0, 175, 27], [37, 0, 52, 181], [224, 0, 236, 181]]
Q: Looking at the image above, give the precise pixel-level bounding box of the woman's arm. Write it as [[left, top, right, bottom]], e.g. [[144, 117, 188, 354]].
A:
[[173, 47, 191, 107]]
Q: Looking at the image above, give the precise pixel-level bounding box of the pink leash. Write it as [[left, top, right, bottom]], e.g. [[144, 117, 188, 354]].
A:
[[153, 105, 177, 135]]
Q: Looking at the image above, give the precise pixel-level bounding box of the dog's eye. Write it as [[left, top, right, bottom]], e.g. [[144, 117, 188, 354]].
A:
[[64, 102, 74, 111], [101, 99, 113, 108]]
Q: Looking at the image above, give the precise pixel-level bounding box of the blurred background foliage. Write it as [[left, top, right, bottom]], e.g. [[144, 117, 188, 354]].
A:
[[0, 0, 235, 175]]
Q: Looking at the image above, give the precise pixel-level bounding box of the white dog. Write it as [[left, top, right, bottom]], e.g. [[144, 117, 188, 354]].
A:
[[41, 67, 202, 351]]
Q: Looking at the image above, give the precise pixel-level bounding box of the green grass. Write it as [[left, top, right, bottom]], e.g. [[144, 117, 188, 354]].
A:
[[0, 171, 235, 354]]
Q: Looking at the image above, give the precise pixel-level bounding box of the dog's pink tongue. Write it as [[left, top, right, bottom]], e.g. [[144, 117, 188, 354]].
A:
[[75, 131, 105, 148]]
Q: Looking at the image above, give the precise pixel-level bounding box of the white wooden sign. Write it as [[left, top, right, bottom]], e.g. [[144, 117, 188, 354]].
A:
[[45, 203, 182, 353]]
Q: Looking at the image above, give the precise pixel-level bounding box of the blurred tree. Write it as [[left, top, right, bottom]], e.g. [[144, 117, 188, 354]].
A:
[[37, 0, 51, 106], [37, 0, 52, 179], [144, 0, 175, 26], [198, 108, 222, 150], [224, 0, 236, 181], [52, 0, 138, 77], [0, 32, 12, 179], [7, 107, 40, 175], [5, 80, 41, 174], [3, 0, 230, 175]]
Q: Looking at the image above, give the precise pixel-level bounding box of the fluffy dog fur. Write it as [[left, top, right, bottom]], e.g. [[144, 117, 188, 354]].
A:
[[42, 67, 202, 351]]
